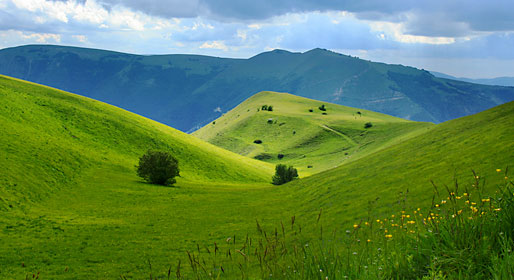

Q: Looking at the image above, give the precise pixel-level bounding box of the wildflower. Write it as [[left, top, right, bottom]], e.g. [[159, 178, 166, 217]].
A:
[[505, 176, 509, 180], [457, 210, 463, 215], [365, 222, 369, 226], [406, 215, 410, 218], [471, 202, 477, 206], [475, 175, 479, 179], [468, 217, 473, 220], [367, 239, 371, 243], [452, 214, 456, 218], [376, 219, 380, 223], [450, 192, 455, 196], [496, 169, 501, 172], [385, 234, 393, 238], [495, 208, 501, 211], [391, 214, 395, 218], [417, 208, 421, 211], [407, 221, 415, 224], [441, 200, 447, 204], [465, 200, 470, 204], [463, 193, 468, 196], [482, 198, 490, 202], [353, 224, 358, 229], [435, 204, 440, 208], [456, 196, 461, 200]]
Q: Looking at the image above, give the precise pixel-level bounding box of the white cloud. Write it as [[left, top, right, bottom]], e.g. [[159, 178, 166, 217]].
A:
[[199, 40, 228, 51], [369, 21, 455, 45], [72, 35, 88, 43]]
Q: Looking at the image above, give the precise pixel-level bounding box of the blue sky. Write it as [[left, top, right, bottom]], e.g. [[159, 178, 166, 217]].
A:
[[1, 0, 513, 78]]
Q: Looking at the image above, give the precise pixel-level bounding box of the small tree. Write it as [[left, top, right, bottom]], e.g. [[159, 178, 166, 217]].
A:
[[272, 164, 298, 185], [319, 104, 326, 111], [364, 122, 373, 129], [136, 150, 179, 186]]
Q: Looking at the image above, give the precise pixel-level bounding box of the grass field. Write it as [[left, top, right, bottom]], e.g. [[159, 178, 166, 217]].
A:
[[0, 76, 512, 278], [194, 91, 433, 175]]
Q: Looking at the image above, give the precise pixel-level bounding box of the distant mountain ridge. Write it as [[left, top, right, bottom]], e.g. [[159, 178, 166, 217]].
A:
[[1, 45, 513, 132], [430, 71, 514, 87]]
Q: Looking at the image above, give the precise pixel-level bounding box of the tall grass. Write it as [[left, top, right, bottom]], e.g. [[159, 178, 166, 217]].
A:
[[178, 170, 513, 279]]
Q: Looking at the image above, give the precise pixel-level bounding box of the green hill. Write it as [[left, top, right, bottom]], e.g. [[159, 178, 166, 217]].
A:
[[288, 100, 514, 226], [0, 75, 272, 210], [194, 91, 433, 175], [1, 45, 513, 132], [0, 75, 512, 278]]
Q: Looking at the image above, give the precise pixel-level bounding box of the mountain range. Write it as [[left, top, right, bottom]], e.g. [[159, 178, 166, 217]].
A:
[[1, 45, 513, 132]]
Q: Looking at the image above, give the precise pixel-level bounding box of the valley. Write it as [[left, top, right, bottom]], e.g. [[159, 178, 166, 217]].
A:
[[1, 75, 512, 278]]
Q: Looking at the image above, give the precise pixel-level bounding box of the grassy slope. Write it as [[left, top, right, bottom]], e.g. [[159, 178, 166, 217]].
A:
[[0, 76, 286, 279], [194, 91, 433, 175], [0, 75, 273, 210], [288, 100, 514, 227], [1, 76, 512, 278]]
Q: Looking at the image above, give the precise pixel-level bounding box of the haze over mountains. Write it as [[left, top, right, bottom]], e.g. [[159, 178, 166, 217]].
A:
[[1, 45, 513, 132], [430, 71, 514, 87]]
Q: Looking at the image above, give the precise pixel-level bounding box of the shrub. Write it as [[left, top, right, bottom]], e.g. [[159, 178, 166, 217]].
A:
[[319, 104, 326, 111], [136, 150, 179, 186], [261, 105, 268, 111], [267, 118, 273, 124], [267, 105, 273, 111], [253, 139, 262, 144], [277, 154, 284, 159], [254, 153, 273, 160], [309, 109, 313, 112], [272, 164, 298, 185], [364, 122, 373, 128]]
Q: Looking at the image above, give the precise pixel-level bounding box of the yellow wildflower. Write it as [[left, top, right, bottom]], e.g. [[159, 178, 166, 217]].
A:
[[385, 234, 393, 239], [482, 198, 490, 202], [495, 208, 501, 211], [367, 239, 371, 243], [496, 169, 501, 172], [353, 224, 358, 229]]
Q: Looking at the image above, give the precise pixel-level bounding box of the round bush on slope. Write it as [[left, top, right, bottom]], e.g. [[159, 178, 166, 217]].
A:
[[136, 150, 180, 185]]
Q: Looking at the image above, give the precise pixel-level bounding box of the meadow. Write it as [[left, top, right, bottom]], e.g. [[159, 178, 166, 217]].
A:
[[0, 75, 512, 279]]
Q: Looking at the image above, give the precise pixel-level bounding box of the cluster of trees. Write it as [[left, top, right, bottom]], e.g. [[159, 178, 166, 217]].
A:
[[272, 164, 298, 185], [261, 105, 273, 111]]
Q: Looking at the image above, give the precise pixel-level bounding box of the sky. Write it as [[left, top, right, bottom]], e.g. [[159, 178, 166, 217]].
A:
[[1, 0, 513, 78]]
